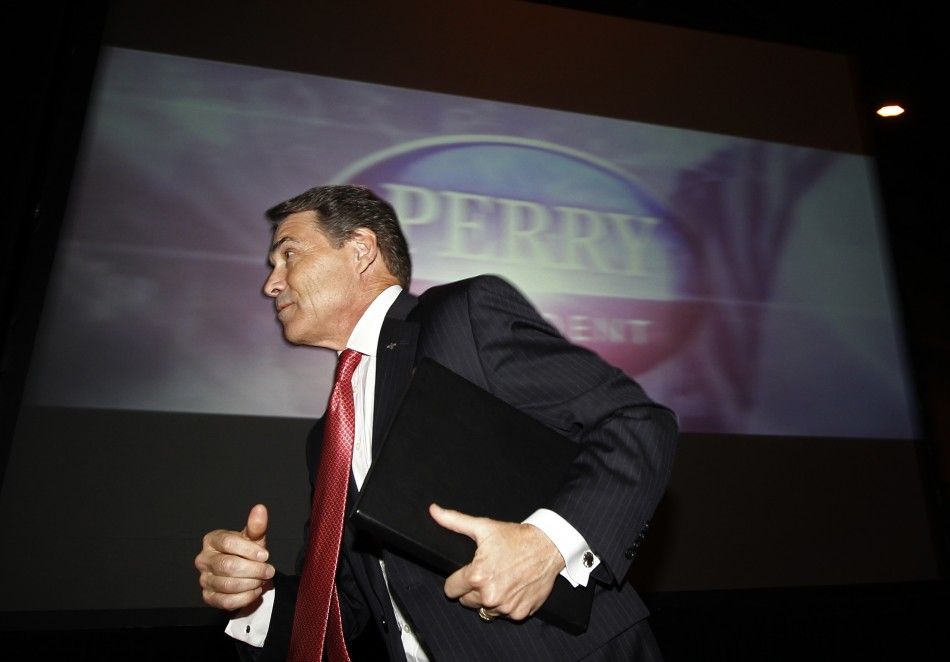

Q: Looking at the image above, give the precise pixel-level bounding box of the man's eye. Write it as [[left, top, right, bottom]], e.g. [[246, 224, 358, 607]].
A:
[[283, 249, 295, 259]]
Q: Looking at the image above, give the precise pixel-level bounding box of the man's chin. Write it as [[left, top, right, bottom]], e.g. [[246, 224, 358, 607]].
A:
[[282, 329, 303, 345], [279, 321, 302, 344]]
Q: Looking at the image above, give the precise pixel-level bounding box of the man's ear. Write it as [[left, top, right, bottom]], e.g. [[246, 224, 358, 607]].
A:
[[350, 227, 379, 274]]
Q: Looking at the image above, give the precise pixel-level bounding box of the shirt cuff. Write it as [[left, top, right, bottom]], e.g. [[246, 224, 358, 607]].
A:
[[224, 584, 275, 648], [523, 508, 600, 587]]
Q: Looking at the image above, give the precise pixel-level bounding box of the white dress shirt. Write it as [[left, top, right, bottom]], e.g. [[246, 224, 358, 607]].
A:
[[227, 285, 599, 657]]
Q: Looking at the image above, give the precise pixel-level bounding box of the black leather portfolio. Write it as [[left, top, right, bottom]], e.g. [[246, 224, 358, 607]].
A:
[[351, 358, 593, 634]]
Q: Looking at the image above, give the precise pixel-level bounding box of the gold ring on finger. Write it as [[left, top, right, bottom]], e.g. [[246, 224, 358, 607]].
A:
[[477, 607, 496, 623]]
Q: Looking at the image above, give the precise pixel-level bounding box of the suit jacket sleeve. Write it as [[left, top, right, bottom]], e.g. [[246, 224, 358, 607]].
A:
[[456, 276, 678, 586]]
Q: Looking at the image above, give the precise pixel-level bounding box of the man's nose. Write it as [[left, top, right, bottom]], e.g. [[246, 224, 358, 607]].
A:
[[263, 268, 283, 298]]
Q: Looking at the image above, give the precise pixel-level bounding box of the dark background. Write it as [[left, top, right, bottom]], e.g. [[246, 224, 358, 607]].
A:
[[3, 1, 947, 660]]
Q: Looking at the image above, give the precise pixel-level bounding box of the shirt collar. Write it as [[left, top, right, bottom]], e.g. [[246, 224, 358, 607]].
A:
[[346, 285, 403, 357]]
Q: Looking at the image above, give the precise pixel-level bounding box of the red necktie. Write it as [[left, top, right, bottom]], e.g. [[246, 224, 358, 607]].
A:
[[289, 348, 362, 662]]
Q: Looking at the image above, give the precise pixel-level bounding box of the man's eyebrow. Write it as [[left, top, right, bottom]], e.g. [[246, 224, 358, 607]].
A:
[[269, 235, 298, 254]]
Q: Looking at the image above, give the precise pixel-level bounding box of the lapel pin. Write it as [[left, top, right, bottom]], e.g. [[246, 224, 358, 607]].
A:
[[386, 342, 398, 350]]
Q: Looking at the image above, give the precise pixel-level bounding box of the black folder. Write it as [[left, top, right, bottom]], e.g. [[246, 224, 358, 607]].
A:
[[351, 358, 593, 634]]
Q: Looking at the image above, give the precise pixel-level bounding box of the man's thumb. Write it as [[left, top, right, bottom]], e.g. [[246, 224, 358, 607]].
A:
[[429, 503, 481, 541], [244, 503, 269, 545]]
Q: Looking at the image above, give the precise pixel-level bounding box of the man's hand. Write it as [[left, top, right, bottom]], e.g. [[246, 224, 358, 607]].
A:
[[195, 504, 275, 611], [429, 503, 564, 621]]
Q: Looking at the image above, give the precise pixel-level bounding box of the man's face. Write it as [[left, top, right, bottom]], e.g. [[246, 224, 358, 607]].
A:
[[263, 211, 360, 350]]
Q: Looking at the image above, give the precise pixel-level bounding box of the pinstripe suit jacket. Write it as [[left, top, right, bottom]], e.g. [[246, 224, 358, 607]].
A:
[[264, 275, 678, 661]]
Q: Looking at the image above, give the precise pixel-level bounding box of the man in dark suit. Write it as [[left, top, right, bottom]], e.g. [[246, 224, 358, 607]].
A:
[[195, 185, 677, 660]]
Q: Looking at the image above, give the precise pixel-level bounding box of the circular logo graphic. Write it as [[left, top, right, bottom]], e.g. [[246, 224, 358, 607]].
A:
[[338, 135, 705, 374]]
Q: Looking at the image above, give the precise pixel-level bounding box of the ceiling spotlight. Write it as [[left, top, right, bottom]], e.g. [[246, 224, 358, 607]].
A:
[[876, 105, 905, 118]]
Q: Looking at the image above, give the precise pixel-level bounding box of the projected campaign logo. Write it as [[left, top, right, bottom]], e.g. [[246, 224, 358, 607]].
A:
[[337, 136, 706, 375]]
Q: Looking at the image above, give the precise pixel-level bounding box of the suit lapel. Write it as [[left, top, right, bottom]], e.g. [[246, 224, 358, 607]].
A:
[[344, 291, 419, 615], [373, 292, 419, 459]]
